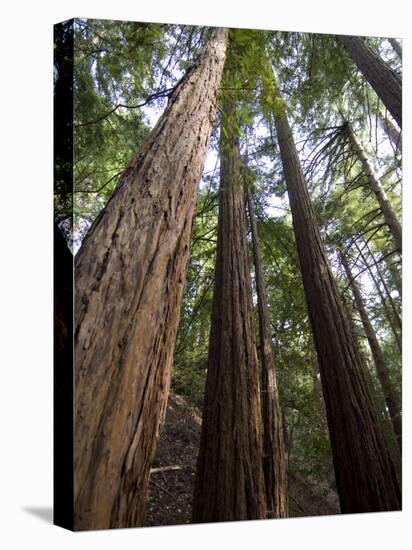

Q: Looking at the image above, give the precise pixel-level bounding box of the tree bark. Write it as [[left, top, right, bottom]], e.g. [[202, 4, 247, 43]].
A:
[[273, 100, 401, 513], [341, 253, 402, 452], [340, 286, 394, 450], [74, 27, 228, 530], [346, 122, 402, 253], [386, 254, 402, 299], [388, 38, 402, 61], [337, 35, 402, 128], [192, 99, 267, 523], [378, 112, 402, 154], [245, 186, 288, 519]]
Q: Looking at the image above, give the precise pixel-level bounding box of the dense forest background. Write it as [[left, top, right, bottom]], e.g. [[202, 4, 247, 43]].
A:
[[54, 18, 402, 529]]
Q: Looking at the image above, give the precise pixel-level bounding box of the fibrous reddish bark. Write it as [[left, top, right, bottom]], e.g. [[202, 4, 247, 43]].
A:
[[337, 35, 402, 128], [274, 99, 401, 513], [246, 186, 288, 519], [74, 27, 228, 530], [192, 100, 267, 523]]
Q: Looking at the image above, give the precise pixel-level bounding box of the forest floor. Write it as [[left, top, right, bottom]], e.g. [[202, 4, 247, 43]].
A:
[[144, 393, 201, 526], [144, 392, 340, 527]]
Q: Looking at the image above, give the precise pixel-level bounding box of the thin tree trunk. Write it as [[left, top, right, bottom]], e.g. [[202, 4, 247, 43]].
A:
[[337, 35, 402, 128], [355, 241, 402, 354], [346, 122, 402, 253], [192, 98, 267, 523], [340, 286, 393, 448], [341, 253, 402, 452], [386, 255, 402, 299], [273, 96, 401, 513], [245, 186, 288, 519], [311, 355, 336, 491], [357, 240, 402, 333], [357, 239, 402, 354], [74, 27, 228, 530], [378, 112, 402, 154], [388, 37, 402, 61]]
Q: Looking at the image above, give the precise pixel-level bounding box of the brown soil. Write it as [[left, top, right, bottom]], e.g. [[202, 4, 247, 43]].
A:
[[144, 392, 340, 526], [144, 393, 201, 526]]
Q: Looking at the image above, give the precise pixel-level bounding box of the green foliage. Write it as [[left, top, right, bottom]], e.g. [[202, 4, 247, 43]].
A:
[[172, 183, 218, 410], [252, 202, 334, 482], [70, 21, 402, 499], [171, 356, 208, 410], [71, 19, 206, 245]]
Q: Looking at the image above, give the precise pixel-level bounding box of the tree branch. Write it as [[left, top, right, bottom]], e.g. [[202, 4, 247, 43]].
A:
[[75, 87, 175, 128]]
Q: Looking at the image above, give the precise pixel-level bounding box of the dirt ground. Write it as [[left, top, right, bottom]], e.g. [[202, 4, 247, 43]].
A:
[[144, 392, 340, 527], [144, 393, 201, 526]]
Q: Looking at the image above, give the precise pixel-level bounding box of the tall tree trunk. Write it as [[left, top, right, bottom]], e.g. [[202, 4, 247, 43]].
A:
[[388, 37, 402, 61], [378, 112, 402, 154], [346, 122, 402, 253], [337, 35, 402, 128], [340, 286, 393, 450], [245, 186, 288, 519], [192, 99, 267, 523], [273, 97, 401, 513], [74, 27, 228, 530], [340, 253, 402, 452]]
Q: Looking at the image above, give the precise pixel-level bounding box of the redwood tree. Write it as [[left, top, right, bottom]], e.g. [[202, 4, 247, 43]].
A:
[[245, 185, 288, 518], [378, 112, 402, 154], [272, 92, 401, 513], [345, 121, 402, 253], [192, 98, 267, 523], [74, 27, 228, 530], [388, 37, 402, 61], [337, 35, 402, 128], [356, 239, 402, 337], [340, 252, 402, 452]]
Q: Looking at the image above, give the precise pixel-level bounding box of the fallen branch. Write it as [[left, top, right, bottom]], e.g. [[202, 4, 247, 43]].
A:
[[150, 465, 182, 475]]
